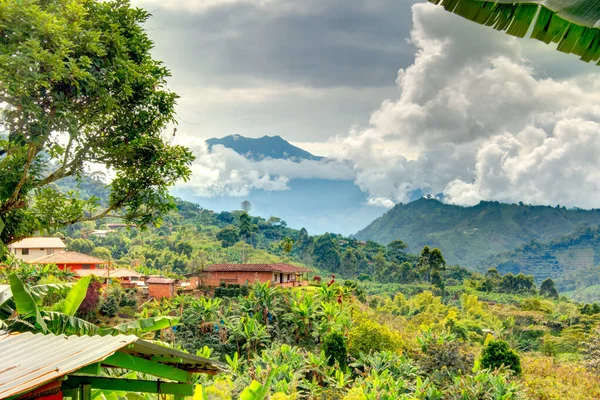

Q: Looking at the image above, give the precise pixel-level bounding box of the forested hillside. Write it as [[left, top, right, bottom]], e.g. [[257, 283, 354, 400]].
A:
[[486, 226, 600, 298], [354, 197, 600, 268]]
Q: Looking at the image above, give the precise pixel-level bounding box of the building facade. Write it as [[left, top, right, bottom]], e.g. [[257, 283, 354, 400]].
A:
[[203, 263, 310, 287], [8, 237, 67, 262]]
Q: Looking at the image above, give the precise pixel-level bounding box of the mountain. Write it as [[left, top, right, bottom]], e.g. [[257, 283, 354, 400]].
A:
[[206, 134, 323, 161], [487, 225, 600, 288], [354, 197, 600, 268], [176, 134, 388, 235]]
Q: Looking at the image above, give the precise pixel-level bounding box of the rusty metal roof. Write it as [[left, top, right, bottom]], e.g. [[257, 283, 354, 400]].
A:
[[0, 332, 224, 398], [146, 277, 177, 284]]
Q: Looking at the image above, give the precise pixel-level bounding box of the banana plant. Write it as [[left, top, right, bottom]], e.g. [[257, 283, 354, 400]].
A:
[[1, 274, 179, 336], [428, 0, 600, 64]]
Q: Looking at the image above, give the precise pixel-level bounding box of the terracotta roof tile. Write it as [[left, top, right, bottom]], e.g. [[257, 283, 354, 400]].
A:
[[206, 263, 310, 273], [74, 268, 145, 279], [28, 251, 107, 265]]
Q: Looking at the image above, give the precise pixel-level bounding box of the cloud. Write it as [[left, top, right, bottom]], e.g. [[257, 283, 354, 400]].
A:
[[327, 2, 600, 209], [178, 142, 355, 196]]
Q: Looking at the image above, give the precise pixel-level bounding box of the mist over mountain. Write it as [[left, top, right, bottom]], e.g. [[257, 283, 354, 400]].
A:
[[206, 134, 323, 162], [172, 135, 387, 235], [354, 197, 600, 268]]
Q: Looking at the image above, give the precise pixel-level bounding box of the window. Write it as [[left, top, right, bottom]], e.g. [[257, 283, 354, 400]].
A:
[[81, 264, 91, 270], [22, 249, 29, 255], [47, 249, 54, 255]]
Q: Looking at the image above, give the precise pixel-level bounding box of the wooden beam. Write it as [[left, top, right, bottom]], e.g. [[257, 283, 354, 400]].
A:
[[101, 352, 193, 383], [63, 376, 195, 396]]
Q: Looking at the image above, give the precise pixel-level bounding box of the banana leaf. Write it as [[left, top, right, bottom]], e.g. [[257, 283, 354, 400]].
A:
[[42, 311, 100, 335], [428, 0, 600, 63], [62, 277, 91, 316], [104, 316, 180, 335], [29, 283, 74, 304], [9, 274, 48, 333]]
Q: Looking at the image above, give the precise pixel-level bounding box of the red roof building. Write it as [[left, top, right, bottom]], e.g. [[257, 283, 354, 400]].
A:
[[202, 263, 310, 287], [146, 277, 179, 299], [28, 251, 108, 270]]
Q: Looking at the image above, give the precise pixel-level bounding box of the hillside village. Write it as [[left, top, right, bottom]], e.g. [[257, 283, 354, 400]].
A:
[[4, 0, 600, 399]]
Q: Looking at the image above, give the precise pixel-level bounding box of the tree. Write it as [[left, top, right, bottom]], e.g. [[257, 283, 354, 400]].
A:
[[313, 233, 341, 272], [280, 237, 293, 255], [68, 238, 95, 255], [418, 246, 446, 282], [387, 239, 408, 253], [322, 331, 348, 369], [428, 0, 600, 64], [540, 278, 559, 299], [340, 248, 358, 277], [238, 212, 256, 244], [217, 226, 240, 248], [241, 200, 252, 213], [0, 0, 194, 251], [480, 339, 521, 375]]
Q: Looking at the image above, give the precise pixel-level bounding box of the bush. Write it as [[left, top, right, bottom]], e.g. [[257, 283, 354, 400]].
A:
[[480, 339, 521, 375], [322, 331, 348, 369], [348, 318, 404, 357], [99, 294, 118, 318]]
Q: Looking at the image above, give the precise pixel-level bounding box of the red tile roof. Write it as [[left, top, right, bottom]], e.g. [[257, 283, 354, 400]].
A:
[[28, 251, 108, 265], [74, 268, 145, 279], [206, 263, 310, 274]]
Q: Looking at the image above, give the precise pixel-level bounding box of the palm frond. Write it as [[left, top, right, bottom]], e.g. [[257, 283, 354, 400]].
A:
[[428, 0, 600, 64]]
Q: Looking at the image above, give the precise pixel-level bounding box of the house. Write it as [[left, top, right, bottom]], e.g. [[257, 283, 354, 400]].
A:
[[90, 229, 112, 238], [146, 277, 178, 299], [8, 237, 66, 262], [0, 284, 11, 304], [0, 331, 224, 400], [74, 268, 146, 287], [28, 251, 108, 270], [204, 263, 310, 287]]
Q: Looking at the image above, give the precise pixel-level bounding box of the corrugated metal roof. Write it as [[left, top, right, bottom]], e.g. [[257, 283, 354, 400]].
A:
[[28, 251, 108, 265], [0, 332, 138, 399], [8, 237, 66, 249], [207, 263, 310, 273], [0, 332, 225, 398]]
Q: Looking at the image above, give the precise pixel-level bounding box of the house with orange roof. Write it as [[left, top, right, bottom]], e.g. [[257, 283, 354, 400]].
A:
[[28, 251, 108, 271], [202, 263, 310, 288]]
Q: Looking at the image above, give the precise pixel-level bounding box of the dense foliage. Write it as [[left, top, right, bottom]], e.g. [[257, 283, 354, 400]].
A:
[[0, 0, 194, 252]]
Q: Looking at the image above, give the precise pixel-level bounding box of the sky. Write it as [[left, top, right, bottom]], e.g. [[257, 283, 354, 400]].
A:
[[133, 0, 600, 216]]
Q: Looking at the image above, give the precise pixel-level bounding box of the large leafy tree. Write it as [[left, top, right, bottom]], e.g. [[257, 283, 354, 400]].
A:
[[429, 0, 600, 64], [0, 0, 194, 249]]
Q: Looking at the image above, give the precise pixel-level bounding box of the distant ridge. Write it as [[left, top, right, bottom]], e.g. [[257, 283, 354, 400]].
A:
[[354, 197, 600, 268], [206, 134, 323, 162]]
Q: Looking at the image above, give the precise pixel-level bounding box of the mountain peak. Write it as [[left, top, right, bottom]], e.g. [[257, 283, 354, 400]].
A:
[[206, 135, 323, 162]]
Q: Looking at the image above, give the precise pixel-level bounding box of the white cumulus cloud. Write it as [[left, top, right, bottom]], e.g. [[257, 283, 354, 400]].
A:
[[328, 2, 600, 209]]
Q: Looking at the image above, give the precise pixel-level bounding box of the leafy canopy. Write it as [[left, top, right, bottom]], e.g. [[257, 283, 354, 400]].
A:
[[0, 0, 194, 248]]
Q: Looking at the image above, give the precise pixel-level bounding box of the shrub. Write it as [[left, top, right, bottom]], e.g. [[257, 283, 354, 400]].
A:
[[77, 278, 102, 317], [322, 331, 348, 369], [480, 339, 521, 375], [99, 294, 118, 318], [348, 318, 403, 357]]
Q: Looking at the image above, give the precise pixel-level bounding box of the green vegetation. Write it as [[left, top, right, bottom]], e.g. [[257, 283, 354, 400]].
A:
[[0, 0, 194, 255], [428, 0, 600, 64]]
